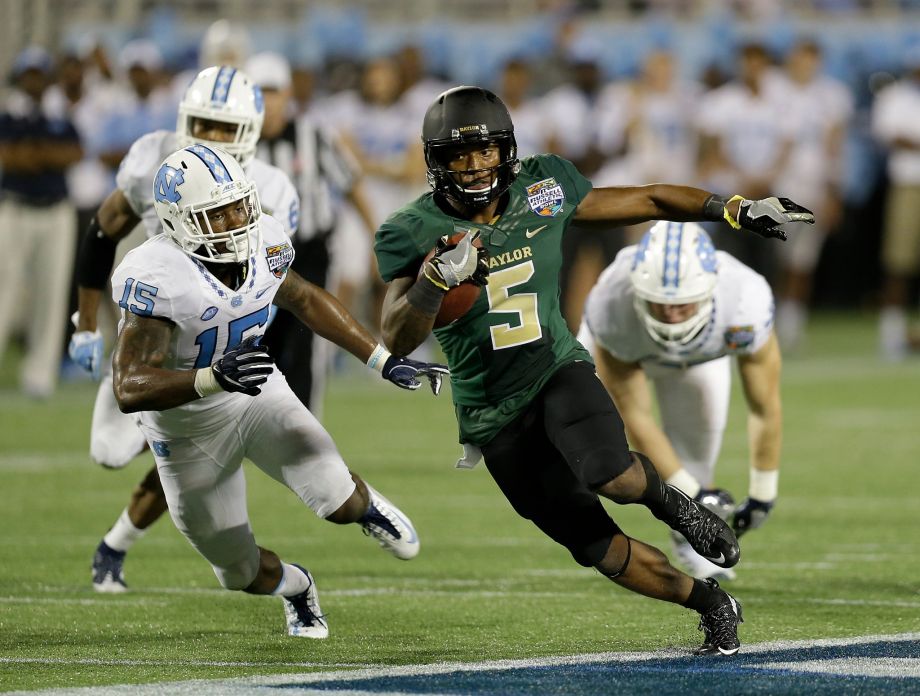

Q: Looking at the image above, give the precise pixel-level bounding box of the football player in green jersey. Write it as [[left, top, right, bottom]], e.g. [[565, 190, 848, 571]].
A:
[[375, 86, 814, 656]]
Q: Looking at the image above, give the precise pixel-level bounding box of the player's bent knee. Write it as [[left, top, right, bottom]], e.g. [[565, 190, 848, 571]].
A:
[[212, 558, 260, 591], [568, 532, 617, 567]]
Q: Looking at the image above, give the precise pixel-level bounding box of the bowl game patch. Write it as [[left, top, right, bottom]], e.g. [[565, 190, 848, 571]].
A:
[[265, 242, 294, 278], [526, 178, 565, 217]]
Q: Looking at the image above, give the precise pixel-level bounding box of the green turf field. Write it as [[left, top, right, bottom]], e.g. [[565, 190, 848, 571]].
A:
[[1, 312, 918, 692]]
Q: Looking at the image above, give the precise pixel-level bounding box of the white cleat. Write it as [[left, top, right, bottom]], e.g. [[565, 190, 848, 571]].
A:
[[672, 533, 737, 582], [281, 565, 328, 638], [360, 485, 420, 560]]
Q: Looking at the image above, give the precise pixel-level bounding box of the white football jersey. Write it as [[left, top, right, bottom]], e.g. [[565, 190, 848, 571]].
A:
[[115, 130, 300, 238], [583, 246, 774, 368], [111, 215, 295, 436]]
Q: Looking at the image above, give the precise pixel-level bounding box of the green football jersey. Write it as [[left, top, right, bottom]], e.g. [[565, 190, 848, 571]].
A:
[[375, 154, 594, 446]]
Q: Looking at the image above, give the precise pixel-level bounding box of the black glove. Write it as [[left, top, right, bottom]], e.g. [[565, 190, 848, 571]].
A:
[[732, 497, 774, 537], [381, 355, 450, 395], [212, 335, 275, 396], [737, 197, 815, 241]]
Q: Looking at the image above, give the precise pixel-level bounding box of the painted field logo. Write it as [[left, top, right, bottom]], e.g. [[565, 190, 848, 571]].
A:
[[265, 243, 294, 278], [526, 178, 565, 217]]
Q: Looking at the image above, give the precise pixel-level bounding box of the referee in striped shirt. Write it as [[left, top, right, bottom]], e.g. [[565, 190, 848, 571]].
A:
[[246, 52, 376, 415]]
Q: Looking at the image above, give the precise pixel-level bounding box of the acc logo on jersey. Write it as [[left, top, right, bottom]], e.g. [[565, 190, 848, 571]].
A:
[[725, 325, 755, 350], [526, 178, 565, 217], [265, 242, 294, 278], [153, 165, 185, 205]]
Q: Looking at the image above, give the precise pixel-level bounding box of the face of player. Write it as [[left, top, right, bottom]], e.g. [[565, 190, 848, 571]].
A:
[[260, 87, 290, 138], [647, 302, 700, 324], [443, 142, 501, 192], [195, 198, 251, 255], [191, 117, 238, 144]]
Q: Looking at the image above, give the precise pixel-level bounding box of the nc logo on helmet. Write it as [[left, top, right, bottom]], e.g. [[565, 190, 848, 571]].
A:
[[154, 165, 185, 205]]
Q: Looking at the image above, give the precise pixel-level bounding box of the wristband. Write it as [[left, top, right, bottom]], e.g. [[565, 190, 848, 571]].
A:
[[406, 272, 447, 316], [366, 344, 392, 373], [748, 468, 778, 503], [193, 367, 223, 397], [702, 194, 744, 230]]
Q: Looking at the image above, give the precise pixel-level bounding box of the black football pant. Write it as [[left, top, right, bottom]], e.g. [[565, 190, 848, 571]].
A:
[[481, 361, 633, 567]]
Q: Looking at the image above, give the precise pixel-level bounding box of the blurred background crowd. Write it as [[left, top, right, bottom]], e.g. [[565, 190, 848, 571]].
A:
[[1, 0, 920, 398]]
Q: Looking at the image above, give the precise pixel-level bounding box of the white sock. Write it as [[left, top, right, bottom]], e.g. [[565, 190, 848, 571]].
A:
[[777, 300, 806, 349], [666, 468, 701, 499], [102, 509, 146, 552], [879, 307, 907, 360], [272, 562, 311, 597]]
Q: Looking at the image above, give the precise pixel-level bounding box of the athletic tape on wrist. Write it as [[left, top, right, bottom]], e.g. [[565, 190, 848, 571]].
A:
[[366, 344, 392, 373], [193, 367, 224, 397], [723, 194, 745, 230]]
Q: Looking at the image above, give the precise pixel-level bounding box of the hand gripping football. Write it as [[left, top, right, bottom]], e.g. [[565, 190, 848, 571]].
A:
[[419, 232, 484, 328]]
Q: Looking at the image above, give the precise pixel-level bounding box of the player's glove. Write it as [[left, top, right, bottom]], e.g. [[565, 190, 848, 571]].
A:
[[425, 230, 490, 288], [210, 335, 275, 396], [705, 194, 814, 241], [732, 497, 774, 537], [68, 330, 104, 380], [382, 355, 450, 395]]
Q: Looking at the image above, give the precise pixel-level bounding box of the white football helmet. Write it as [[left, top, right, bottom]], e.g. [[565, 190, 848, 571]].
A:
[[152, 144, 262, 264], [176, 66, 264, 167], [630, 221, 719, 349]]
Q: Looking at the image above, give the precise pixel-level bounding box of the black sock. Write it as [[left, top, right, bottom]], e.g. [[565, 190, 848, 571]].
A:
[[682, 578, 724, 613]]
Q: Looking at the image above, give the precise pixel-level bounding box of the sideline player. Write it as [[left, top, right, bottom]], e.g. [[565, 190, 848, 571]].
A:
[[578, 221, 781, 582], [375, 86, 813, 655], [68, 67, 298, 592], [110, 144, 445, 637]]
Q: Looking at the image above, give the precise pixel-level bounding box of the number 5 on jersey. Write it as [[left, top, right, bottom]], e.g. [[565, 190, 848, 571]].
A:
[[486, 261, 543, 350]]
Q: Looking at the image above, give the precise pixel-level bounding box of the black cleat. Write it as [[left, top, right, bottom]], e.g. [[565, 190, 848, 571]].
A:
[[694, 578, 743, 656], [664, 485, 740, 568], [91, 541, 128, 593]]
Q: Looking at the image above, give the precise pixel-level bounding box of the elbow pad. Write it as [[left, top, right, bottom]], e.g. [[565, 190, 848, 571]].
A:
[[75, 217, 118, 290]]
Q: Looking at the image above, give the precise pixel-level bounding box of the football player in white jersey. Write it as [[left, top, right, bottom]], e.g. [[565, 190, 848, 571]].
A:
[[66, 67, 299, 592], [110, 144, 445, 637], [577, 221, 782, 581]]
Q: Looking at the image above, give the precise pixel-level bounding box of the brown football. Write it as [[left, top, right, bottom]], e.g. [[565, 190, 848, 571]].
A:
[[418, 232, 484, 328]]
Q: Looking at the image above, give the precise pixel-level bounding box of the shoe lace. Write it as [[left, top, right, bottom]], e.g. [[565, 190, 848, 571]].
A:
[[361, 503, 401, 542], [673, 493, 719, 551], [698, 603, 738, 647], [288, 590, 325, 627]]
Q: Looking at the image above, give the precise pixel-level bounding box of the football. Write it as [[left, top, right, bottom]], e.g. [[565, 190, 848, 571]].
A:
[[418, 232, 483, 328]]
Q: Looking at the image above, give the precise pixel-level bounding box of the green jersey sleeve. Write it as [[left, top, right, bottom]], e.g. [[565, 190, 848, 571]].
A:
[[375, 196, 456, 282]]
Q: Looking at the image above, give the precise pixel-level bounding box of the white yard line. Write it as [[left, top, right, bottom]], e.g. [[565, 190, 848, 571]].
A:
[[3, 632, 919, 695]]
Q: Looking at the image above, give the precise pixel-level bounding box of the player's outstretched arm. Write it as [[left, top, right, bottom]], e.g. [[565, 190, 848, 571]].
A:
[[111, 313, 199, 413], [734, 332, 783, 535], [573, 184, 814, 241], [275, 270, 447, 394]]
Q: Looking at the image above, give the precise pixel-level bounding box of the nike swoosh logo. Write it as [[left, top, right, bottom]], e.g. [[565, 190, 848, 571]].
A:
[[704, 553, 726, 564], [525, 225, 548, 239], [255, 286, 272, 299]]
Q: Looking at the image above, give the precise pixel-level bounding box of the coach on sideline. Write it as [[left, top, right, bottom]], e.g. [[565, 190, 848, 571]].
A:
[[0, 46, 83, 398]]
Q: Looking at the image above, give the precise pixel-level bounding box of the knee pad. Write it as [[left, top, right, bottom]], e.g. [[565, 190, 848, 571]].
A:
[[91, 430, 146, 469]]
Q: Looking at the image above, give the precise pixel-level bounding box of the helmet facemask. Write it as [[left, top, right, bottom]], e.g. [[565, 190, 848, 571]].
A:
[[633, 296, 714, 349], [172, 181, 262, 264], [425, 132, 520, 208], [176, 66, 264, 168], [629, 221, 719, 351]]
